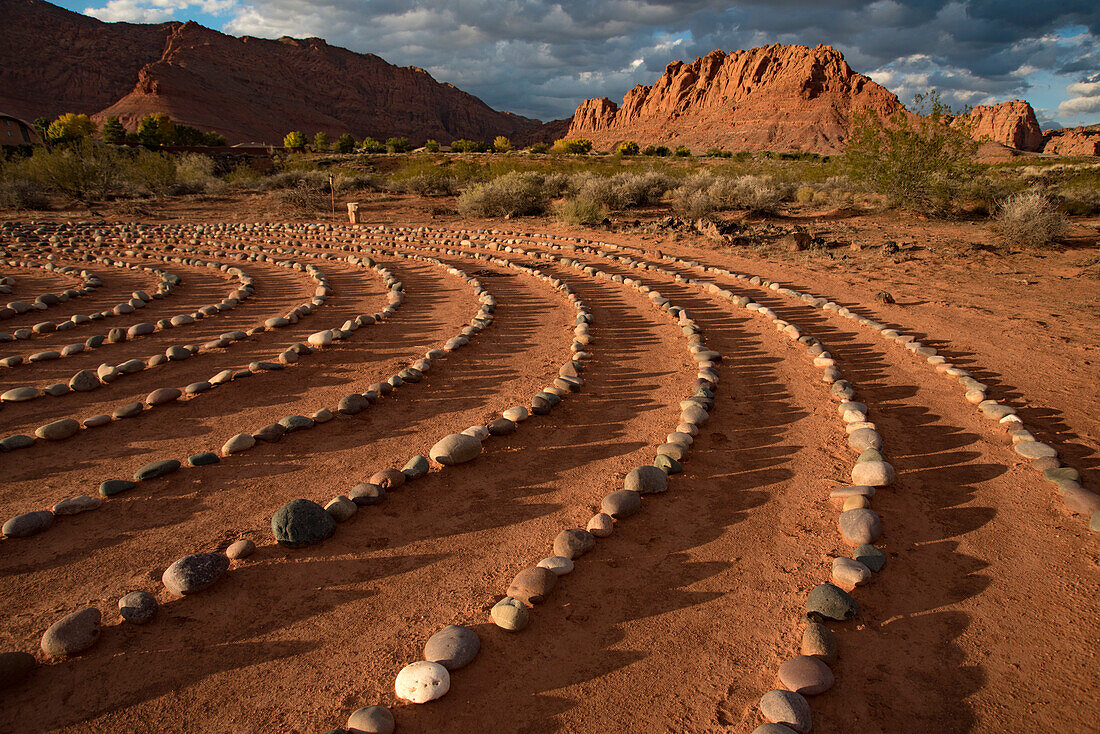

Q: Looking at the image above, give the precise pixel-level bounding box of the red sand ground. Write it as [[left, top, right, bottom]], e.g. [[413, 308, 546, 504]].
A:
[[0, 193, 1097, 734]]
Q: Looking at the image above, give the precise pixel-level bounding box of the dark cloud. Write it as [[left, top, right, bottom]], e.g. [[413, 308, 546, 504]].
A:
[[84, 0, 1100, 124]]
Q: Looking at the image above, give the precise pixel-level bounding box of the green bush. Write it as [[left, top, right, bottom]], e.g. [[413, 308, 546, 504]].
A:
[[616, 140, 640, 156], [101, 117, 127, 145], [845, 91, 977, 212], [284, 131, 307, 151], [21, 141, 122, 200], [642, 144, 670, 157], [386, 137, 412, 153], [451, 139, 488, 153], [47, 113, 97, 145], [555, 196, 607, 225], [493, 136, 513, 153], [313, 132, 330, 153], [456, 172, 550, 217], [335, 134, 356, 153], [674, 145, 691, 157], [360, 137, 385, 153], [704, 148, 732, 158], [527, 142, 551, 154], [136, 113, 174, 147], [424, 139, 441, 153], [124, 150, 176, 196], [552, 138, 593, 155]]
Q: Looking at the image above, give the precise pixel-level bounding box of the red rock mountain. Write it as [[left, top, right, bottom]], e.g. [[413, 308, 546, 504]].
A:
[[954, 100, 1044, 151], [0, 0, 540, 145], [1041, 126, 1100, 156], [565, 44, 905, 153]]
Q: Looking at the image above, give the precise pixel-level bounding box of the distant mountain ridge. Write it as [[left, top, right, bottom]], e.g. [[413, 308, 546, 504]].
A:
[[0, 0, 542, 145]]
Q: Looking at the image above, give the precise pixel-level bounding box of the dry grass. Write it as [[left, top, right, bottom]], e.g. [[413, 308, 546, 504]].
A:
[[990, 190, 1068, 249]]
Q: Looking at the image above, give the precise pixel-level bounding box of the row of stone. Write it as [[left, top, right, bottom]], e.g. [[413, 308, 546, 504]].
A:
[[0, 256, 98, 323]]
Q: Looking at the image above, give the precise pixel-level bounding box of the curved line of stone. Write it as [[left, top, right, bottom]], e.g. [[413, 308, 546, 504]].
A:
[[0, 256, 96, 323]]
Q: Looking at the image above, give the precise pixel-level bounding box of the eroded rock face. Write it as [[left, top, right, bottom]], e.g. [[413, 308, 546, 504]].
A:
[[956, 100, 1044, 152], [1042, 126, 1100, 156], [565, 44, 904, 153]]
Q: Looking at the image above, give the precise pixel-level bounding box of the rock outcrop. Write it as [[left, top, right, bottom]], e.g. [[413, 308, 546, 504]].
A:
[[1041, 126, 1100, 156], [565, 44, 904, 153], [0, 0, 541, 145], [956, 100, 1044, 151]]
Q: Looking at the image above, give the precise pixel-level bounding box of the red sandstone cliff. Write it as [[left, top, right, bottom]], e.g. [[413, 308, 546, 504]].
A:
[[565, 44, 904, 153], [0, 0, 540, 145], [1041, 126, 1100, 156], [955, 100, 1044, 151]]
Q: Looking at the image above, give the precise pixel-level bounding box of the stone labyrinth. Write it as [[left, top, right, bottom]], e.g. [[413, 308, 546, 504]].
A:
[[0, 219, 1095, 733]]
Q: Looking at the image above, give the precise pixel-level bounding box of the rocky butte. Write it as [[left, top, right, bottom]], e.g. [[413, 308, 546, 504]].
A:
[[566, 44, 905, 154]]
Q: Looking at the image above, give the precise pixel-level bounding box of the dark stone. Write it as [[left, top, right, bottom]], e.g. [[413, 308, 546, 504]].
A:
[[100, 479, 137, 497], [134, 459, 181, 481], [271, 499, 337, 547], [188, 452, 220, 467]]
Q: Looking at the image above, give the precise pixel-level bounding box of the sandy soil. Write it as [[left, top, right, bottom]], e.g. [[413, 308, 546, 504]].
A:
[[0, 193, 1097, 734]]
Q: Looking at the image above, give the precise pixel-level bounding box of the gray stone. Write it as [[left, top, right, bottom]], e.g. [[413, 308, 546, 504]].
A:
[[2, 387, 39, 402], [272, 499, 337, 547], [41, 607, 101, 657], [424, 625, 480, 670], [851, 460, 894, 487], [188, 452, 220, 467], [118, 591, 158, 624], [0, 434, 35, 451], [2, 510, 54, 538], [429, 433, 482, 465], [35, 419, 80, 440], [222, 433, 256, 455], [346, 706, 395, 734], [253, 424, 285, 443], [1014, 441, 1058, 459], [848, 428, 882, 452], [553, 528, 596, 560], [624, 466, 668, 495], [100, 479, 137, 496], [759, 689, 812, 734], [325, 496, 357, 522], [806, 583, 858, 622], [145, 387, 181, 406], [134, 459, 180, 481], [51, 496, 102, 515], [537, 556, 575, 576], [280, 415, 314, 432], [601, 490, 641, 519], [83, 414, 111, 428], [654, 453, 682, 474], [162, 553, 230, 595], [113, 402, 143, 419], [402, 455, 430, 480], [507, 566, 557, 605], [349, 483, 385, 506], [854, 544, 886, 572], [801, 622, 837, 663], [838, 508, 882, 545], [339, 394, 369, 415], [832, 557, 873, 587], [69, 370, 101, 392], [490, 597, 529, 631]]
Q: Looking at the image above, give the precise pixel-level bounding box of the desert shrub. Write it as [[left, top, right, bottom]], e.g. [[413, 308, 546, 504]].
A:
[[567, 171, 673, 211], [642, 144, 670, 157], [386, 137, 412, 153], [990, 190, 1067, 248], [21, 141, 123, 200], [674, 171, 786, 215], [553, 138, 593, 155], [313, 132, 330, 153], [277, 182, 328, 213], [527, 142, 551, 154], [795, 186, 816, 203], [451, 139, 488, 153], [223, 163, 265, 188], [0, 157, 51, 209], [542, 172, 572, 198], [284, 131, 307, 151], [46, 113, 97, 145], [172, 124, 226, 147], [360, 137, 385, 153], [845, 91, 977, 212], [335, 134, 356, 153], [333, 173, 380, 193], [123, 150, 177, 196], [674, 145, 691, 157], [424, 139, 441, 153], [456, 172, 550, 217], [616, 140, 640, 156], [390, 173, 459, 196], [555, 196, 607, 226], [173, 153, 216, 193], [493, 136, 513, 153], [704, 148, 732, 158]]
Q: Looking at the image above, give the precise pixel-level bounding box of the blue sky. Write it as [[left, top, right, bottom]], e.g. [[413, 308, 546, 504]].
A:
[[55, 0, 1100, 128]]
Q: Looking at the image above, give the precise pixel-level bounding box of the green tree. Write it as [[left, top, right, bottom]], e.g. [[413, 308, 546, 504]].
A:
[[844, 90, 977, 212], [313, 131, 330, 152], [46, 113, 97, 145], [450, 139, 487, 153], [493, 135, 513, 153], [335, 133, 356, 153], [385, 136, 411, 153], [33, 117, 50, 145], [101, 116, 127, 144], [424, 139, 440, 152], [136, 113, 174, 147], [552, 138, 592, 155], [284, 130, 307, 151], [642, 144, 670, 156], [615, 140, 640, 156], [674, 145, 691, 157]]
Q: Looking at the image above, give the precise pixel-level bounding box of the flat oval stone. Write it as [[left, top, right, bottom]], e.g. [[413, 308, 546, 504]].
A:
[[553, 528, 596, 559], [226, 539, 256, 559], [100, 479, 137, 496], [429, 433, 482, 465], [162, 552, 230, 595], [847, 428, 882, 452], [51, 496, 102, 515], [654, 453, 682, 474], [402, 455, 430, 480], [325, 496, 357, 522], [423, 625, 480, 670], [806, 583, 858, 622], [254, 423, 285, 443], [222, 433, 256, 455], [537, 556, 574, 576], [188, 452, 220, 467], [134, 459, 180, 481], [586, 512, 614, 537], [624, 465, 668, 494], [1064, 487, 1100, 515], [113, 402, 143, 419], [1014, 441, 1058, 459], [601, 490, 641, 519], [854, 544, 886, 572], [280, 415, 314, 432], [272, 499, 336, 547], [145, 387, 181, 406], [41, 607, 101, 657], [832, 556, 873, 587], [838, 508, 882, 545], [3, 510, 54, 538], [118, 591, 158, 624], [369, 469, 405, 490], [851, 460, 894, 487], [2, 387, 40, 402], [69, 370, 101, 392], [507, 566, 557, 605], [778, 655, 835, 696], [35, 419, 80, 440], [346, 706, 395, 734], [0, 434, 35, 451], [490, 596, 529, 631], [759, 689, 812, 733], [502, 406, 529, 422], [339, 393, 369, 415], [394, 660, 449, 704]]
